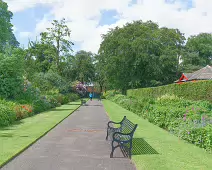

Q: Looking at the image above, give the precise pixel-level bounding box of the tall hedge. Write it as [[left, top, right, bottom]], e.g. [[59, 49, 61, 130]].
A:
[[127, 80, 212, 102]]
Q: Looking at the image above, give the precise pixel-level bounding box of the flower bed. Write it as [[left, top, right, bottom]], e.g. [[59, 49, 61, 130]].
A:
[[104, 91, 212, 152]]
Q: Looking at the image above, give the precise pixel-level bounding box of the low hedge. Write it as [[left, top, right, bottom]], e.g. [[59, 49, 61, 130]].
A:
[[127, 80, 212, 102], [105, 91, 212, 152]]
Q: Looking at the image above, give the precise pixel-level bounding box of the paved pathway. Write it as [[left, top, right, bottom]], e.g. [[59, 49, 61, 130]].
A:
[[1, 100, 136, 170]]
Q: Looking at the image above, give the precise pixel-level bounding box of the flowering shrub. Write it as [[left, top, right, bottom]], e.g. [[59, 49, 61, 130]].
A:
[[14, 104, 33, 120]]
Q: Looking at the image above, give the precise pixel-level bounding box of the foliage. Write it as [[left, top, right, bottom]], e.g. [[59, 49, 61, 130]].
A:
[[40, 18, 74, 73], [93, 54, 107, 92], [127, 80, 212, 102], [185, 33, 212, 66], [0, 51, 24, 99], [72, 50, 95, 83], [105, 91, 212, 152], [0, 99, 16, 127], [98, 20, 186, 92], [32, 98, 51, 114], [32, 71, 71, 93], [14, 104, 33, 120], [26, 40, 57, 75], [0, 0, 19, 53]]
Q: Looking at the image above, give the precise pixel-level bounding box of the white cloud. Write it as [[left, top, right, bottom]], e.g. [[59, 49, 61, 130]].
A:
[[5, 0, 59, 13], [5, 0, 212, 53], [19, 31, 33, 39], [12, 25, 18, 33]]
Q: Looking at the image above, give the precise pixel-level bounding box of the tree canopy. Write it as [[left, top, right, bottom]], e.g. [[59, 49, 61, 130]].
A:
[[0, 0, 19, 52]]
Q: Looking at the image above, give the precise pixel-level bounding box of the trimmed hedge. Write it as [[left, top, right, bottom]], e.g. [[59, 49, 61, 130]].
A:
[[127, 80, 212, 102]]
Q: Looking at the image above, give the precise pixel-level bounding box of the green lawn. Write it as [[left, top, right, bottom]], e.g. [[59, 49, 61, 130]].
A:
[[0, 101, 81, 167], [103, 100, 212, 170]]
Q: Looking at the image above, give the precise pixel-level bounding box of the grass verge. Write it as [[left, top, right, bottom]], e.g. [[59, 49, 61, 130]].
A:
[[0, 101, 81, 167], [103, 100, 212, 170]]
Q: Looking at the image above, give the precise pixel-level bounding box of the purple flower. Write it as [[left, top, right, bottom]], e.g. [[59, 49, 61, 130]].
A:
[[202, 116, 205, 121], [184, 114, 187, 117], [183, 117, 186, 121], [192, 107, 194, 111], [188, 131, 190, 135]]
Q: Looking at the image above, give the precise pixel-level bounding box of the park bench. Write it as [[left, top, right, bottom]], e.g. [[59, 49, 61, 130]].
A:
[[106, 116, 138, 159], [80, 99, 86, 105]]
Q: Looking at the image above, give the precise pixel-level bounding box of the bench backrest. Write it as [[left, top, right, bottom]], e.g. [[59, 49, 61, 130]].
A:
[[120, 116, 137, 135]]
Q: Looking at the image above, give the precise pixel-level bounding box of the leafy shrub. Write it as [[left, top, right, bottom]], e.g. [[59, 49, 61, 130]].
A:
[[14, 86, 40, 104], [46, 95, 61, 108], [0, 99, 17, 127], [67, 93, 80, 102], [33, 98, 51, 114], [32, 71, 72, 94]]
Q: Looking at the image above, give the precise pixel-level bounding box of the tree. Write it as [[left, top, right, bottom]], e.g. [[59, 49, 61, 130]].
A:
[[94, 54, 107, 92], [72, 50, 95, 84], [184, 33, 212, 66], [40, 18, 74, 72], [98, 20, 185, 93], [26, 39, 57, 74], [0, 48, 24, 98], [0, 0, 19, 52]]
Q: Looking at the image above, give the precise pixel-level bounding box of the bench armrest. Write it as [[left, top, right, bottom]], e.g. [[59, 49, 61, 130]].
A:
[[107, 121, 121, 128]]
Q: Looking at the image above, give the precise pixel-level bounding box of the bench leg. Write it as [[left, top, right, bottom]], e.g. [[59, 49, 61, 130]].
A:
[[106, 129, 109, 140], [110, 141, 115, 158], [129, 141, 133, 159], [110, 141, 120, 158]]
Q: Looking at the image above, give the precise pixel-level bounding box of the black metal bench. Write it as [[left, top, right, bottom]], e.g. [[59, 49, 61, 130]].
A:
[[80, 99, 86, 105], [106, 116, 138, 159]]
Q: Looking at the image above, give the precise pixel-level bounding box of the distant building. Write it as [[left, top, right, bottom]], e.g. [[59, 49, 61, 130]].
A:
[[175, 65, 212, 84]]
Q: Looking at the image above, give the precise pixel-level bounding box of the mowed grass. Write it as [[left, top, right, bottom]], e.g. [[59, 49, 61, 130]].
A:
[[0, 101, 81, 167], [103, 100, 212, 170]]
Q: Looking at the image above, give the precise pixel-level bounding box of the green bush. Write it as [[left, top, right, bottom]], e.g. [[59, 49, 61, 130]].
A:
[[0, 100, 16, 127], [67, 93, 80, 102], [32, 71, 72, 94], [127, 80, 212, 102], [32, 98, 51, 114], [0, 53, 24, 99], [46, 93, 79, 108], [14, 86, 40, 104]]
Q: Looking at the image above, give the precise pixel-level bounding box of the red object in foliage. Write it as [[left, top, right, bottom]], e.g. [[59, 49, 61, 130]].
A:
[[177, 73, 189, 84]]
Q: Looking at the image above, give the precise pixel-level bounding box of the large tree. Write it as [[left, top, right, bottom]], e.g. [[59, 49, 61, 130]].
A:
[[0, 0, 19, 52], [98, 20, 185, 93], [40, 18, 74, 73]]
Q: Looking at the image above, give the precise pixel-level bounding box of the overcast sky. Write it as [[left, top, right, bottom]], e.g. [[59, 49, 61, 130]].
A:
[[5, 0, 212, 53]]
